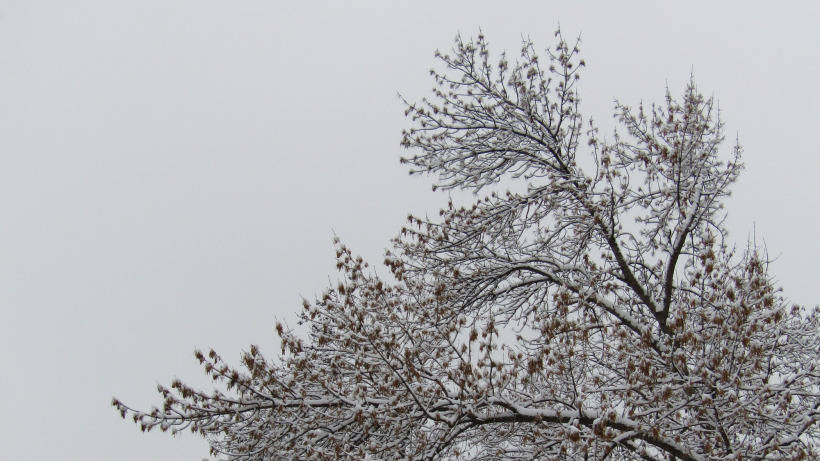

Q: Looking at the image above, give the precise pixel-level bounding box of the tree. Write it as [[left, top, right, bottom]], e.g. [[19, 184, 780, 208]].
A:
[[114, 32, 820, 460]]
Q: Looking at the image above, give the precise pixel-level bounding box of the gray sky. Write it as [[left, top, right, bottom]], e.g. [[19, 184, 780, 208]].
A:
[[1, 2, 818, 459]]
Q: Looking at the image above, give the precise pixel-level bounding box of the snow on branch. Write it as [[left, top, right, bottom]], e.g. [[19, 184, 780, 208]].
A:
[[115, 31, 820, 460]]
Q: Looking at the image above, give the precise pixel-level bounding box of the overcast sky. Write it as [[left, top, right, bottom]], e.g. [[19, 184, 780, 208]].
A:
[[1, 2, 818, 460]]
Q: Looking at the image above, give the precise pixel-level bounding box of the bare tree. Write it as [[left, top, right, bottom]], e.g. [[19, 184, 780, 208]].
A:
[[114, 32, 820, 460]]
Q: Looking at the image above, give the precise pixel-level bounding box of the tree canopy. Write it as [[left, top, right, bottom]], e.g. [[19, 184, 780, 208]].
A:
[[114, 32, 820, 460]]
